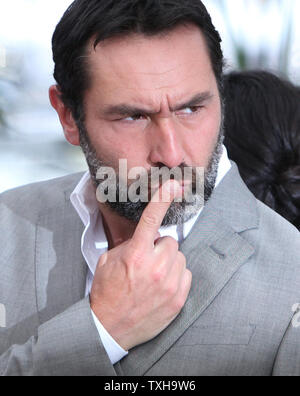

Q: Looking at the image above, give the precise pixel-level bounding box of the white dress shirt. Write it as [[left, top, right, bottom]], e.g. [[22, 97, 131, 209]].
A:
[[70, 146, 231, 365]]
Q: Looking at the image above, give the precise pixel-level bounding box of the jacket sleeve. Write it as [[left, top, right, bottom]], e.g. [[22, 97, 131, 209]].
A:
[[272, 307, 300, 376], [0, 297, 117, 376]]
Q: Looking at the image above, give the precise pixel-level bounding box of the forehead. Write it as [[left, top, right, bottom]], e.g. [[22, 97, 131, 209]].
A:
[[85, 24, 217, 107]]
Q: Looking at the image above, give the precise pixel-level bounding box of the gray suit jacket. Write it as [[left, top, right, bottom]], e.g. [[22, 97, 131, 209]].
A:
[[0, 164, 300, 376]]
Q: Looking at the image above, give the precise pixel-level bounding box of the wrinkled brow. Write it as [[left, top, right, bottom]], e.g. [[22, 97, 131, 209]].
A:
[[102, 92, 213, 117]]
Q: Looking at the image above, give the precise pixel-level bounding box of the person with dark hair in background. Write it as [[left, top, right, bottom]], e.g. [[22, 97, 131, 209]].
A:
[[224, 71, 300, 230], [0, 1, 300, 376]]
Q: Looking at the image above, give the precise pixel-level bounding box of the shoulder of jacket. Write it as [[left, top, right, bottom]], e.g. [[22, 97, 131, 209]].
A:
[[251, 199, 300, 284], [256, 198, 299, 239], [0, 172, 85, 219]]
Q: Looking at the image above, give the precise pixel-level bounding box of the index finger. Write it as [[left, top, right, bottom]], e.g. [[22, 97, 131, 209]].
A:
[[132, 180, 182, 249]]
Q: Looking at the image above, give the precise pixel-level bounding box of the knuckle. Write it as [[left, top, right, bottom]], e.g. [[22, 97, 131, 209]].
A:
[[186, 269, 193, 282], [166, 237, 179, 250], [142, 213, 160, 228], [184, 272, 193, 292], [171, 296, 185, 313], [177, 251, 186, 265], [152, 268, 166, 283], [182, 269, 192, 289], [98, 252, 108, 267], [124, 244, 144, 267], [164, 283, 178, 299]]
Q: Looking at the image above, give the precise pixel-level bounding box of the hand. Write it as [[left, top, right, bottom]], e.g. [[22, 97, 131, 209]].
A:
[[90, 181, 192, 351]]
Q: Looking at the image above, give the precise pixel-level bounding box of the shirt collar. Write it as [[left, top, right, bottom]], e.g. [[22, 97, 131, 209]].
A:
[[70, 171, 99, 227], [215, 145, 232, 189]]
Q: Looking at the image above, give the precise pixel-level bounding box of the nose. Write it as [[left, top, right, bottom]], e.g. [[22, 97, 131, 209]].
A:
[[148, 118, 185, 168]]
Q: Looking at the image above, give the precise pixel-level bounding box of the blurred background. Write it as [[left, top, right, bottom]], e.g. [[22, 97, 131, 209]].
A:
[[0, 0, 299, 193]]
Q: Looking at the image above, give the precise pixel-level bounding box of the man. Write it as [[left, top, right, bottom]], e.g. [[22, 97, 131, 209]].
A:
[[0, 0, 299, 376]]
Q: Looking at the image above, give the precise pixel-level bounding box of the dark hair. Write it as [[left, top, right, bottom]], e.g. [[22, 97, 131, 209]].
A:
[[224, 70, 300, 230], [52, 0, 224, 122]]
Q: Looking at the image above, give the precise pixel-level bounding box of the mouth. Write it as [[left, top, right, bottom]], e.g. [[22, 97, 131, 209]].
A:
[[146, 179, 193, 203]]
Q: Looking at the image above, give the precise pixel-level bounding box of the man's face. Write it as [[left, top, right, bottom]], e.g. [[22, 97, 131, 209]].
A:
[[79, 24, 223, 224]]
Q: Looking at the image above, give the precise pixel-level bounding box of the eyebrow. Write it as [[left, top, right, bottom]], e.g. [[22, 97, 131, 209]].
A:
[[102, 92, 213, 117]]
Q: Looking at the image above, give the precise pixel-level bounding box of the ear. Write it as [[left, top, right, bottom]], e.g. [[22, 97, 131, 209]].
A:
[[49, 85, 80, 146]]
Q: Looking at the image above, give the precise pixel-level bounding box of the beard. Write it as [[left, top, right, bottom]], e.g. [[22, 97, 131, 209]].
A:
[[78, 121, 224, 226]]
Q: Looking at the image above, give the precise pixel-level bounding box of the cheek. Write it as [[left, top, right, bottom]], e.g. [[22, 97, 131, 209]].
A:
[[201, 114, 221, 147], [202, 101, 222, 139], [85, 119, 148, 167], [186, 108, 221, 166]]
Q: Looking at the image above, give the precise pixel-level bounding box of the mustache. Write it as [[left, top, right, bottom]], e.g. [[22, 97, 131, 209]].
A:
[[97, 163, 203, 193], [95, 162, 205, 204], [145, 163, 202, 195]]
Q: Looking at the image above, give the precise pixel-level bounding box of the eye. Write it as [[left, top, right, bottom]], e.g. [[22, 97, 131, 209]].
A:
[[177, 106, 203, 115], [123, 114, 147, 122]]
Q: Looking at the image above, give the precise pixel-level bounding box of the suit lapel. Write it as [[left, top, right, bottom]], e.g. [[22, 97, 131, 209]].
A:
[[35, 191, 87, 324], [117, 164, 258, 376]]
